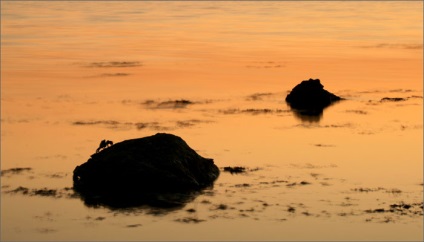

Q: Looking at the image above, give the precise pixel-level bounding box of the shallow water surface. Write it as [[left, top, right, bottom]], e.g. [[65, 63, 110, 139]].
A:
[[1, 1, 423, 241]]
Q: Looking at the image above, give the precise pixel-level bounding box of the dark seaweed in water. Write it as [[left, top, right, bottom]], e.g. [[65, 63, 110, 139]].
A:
[[85, 61, 142, 68], [73, 133, 220, 208], [1, 167, 32, 176], [143, 99, 195, 109], [4, 186, 76, 198], [365, 202, 423, 216], [380, 97, 407, 102], [223, 166, 246, 174]]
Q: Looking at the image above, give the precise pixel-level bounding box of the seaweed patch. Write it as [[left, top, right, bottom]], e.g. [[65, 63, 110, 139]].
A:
[[350, 187, 402, 194], [100, 73, 131, 77], [174, 217, 205, 223], [72, 119, 211, 131], [351, 187, 385, 192], [220, 108, 288, 115], [126, 224, 142, 228], [142, 99, 195, 109], [357, 43, 423, 50], [313, 144, 335, 147], [72, 120, 121, 126], [380, 97, 407, 102], [364, 202, 423, 217], [286, 181, 311, 187], [346, 110, 368, 115], [36, 228, 57, 234], [223, 166, 246, 174], [4, 186, 78, 199], [85, 61, 142, 68], [176, 119, 213, 128], [1, 167, 32, 176], [289, 163, 338, 169], [246, 92, 274, 101], [222, 166, 262, 174]]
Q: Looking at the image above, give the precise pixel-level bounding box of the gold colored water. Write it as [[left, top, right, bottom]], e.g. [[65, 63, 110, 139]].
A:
[[1, 1, 422, 240]]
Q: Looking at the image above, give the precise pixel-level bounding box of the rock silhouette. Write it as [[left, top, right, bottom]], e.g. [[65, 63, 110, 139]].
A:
[[286, 78, 342, 119], [73, 133, 219, 208]]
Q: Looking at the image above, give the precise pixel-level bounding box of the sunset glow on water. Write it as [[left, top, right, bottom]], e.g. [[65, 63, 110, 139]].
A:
[[1, 1, 423, 240]]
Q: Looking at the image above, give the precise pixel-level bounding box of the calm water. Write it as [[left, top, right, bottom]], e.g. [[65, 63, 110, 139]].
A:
[[1, 1, 423, 241]]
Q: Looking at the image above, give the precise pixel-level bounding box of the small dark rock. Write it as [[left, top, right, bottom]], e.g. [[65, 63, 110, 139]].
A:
[[402, 204, 412, 209], [373, 208, 386, 213], [186, 208, 196, 213], [216, 204, 228, 210], [285, 78, 342, 119], [73, 133, 220, 208], [287, 206, 296, 213]]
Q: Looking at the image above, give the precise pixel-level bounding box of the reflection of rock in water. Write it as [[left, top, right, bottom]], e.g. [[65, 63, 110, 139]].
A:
[[292, 110, 322, 122], [73, 133, 220, 209], [286, 78, 342, 122], [78, 189, 204, 209]]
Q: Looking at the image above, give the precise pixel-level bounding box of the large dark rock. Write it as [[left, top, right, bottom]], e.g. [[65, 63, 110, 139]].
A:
[[285, 78, 342, 118], [73, 133, 219, 208]]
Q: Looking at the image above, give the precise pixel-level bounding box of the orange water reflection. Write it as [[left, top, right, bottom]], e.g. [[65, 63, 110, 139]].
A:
[[1, 1, 423, 241]]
